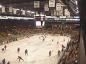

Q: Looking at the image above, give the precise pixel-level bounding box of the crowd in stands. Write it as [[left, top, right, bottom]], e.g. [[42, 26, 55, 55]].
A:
[[58, 26, 79, 64]]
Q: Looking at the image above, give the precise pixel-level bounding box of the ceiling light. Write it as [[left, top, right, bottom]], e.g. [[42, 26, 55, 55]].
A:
[[0, 5, 2, 8], [27, 11, 31, 13], [31, 11, 35, 14]]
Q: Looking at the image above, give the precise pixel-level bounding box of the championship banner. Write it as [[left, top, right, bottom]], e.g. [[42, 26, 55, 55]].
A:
[[56, 3, 62, 11], [34, 1, 40, 8], [44, 3, 49, 11], [21, 10, 25, 15], [64, 9, 70, 17], [5, 7, 10, 13], [13, 8, 17, 14], [9, 7, 13, 12], [2, 6, 5, 13], [49, 0, 55, 7], [64, 9, 68, 16]]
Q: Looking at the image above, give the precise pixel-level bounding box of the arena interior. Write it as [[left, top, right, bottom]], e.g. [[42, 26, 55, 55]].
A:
[[0, 0, 80, 64]]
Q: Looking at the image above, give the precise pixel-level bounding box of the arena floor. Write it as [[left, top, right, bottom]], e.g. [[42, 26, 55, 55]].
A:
[[0, 34, 70, 64]]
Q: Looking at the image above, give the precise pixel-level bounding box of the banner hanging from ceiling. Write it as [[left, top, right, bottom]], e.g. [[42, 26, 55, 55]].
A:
[[21, 10, 25, 15], [64, 9, 70, 17], [56, 3, 62, 11], [34, 1, 40, 8], [13, 8, 17, 14], [44, 3, 49, 11], [2, 6, 5, 13], [49, 0, 55, 7], [9, 7, 13, 12]]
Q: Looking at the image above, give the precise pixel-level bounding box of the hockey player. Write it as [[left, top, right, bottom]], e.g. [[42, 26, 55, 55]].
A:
[[4, 45, 7, 50], [17, 48, 20, 53], [25, 49, 28, 56], [49, 50, 51, 57], [17, 56, 24, 62]]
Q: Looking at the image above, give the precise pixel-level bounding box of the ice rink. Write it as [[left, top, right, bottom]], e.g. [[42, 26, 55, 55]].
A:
[[0, 34, 70, 64]]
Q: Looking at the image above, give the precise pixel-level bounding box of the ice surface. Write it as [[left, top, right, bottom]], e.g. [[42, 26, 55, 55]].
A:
[[0, 34, 70, 64]]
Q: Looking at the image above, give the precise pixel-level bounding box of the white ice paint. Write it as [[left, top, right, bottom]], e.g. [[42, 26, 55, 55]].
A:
[[0, 34, 70, 64]]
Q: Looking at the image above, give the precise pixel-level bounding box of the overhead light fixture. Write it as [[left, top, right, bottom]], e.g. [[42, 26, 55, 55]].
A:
[[27, 10, 31, 13], [40, 14, 44, 16], [75, 1, 78, 5], [31, 11, 35, 14], [16, 8, 20, 10], [0, 5, 2, 8]]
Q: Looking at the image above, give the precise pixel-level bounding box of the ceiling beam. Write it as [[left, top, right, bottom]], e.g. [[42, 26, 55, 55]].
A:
[[0, 0, 46, 4]]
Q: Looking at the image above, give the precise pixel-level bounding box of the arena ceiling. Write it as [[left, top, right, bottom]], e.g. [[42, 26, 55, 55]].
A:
[[0, 0, 48, 11], [0, 0, 76, 15], [0, 0, 66, 8], [0, 0, 47, 4]]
